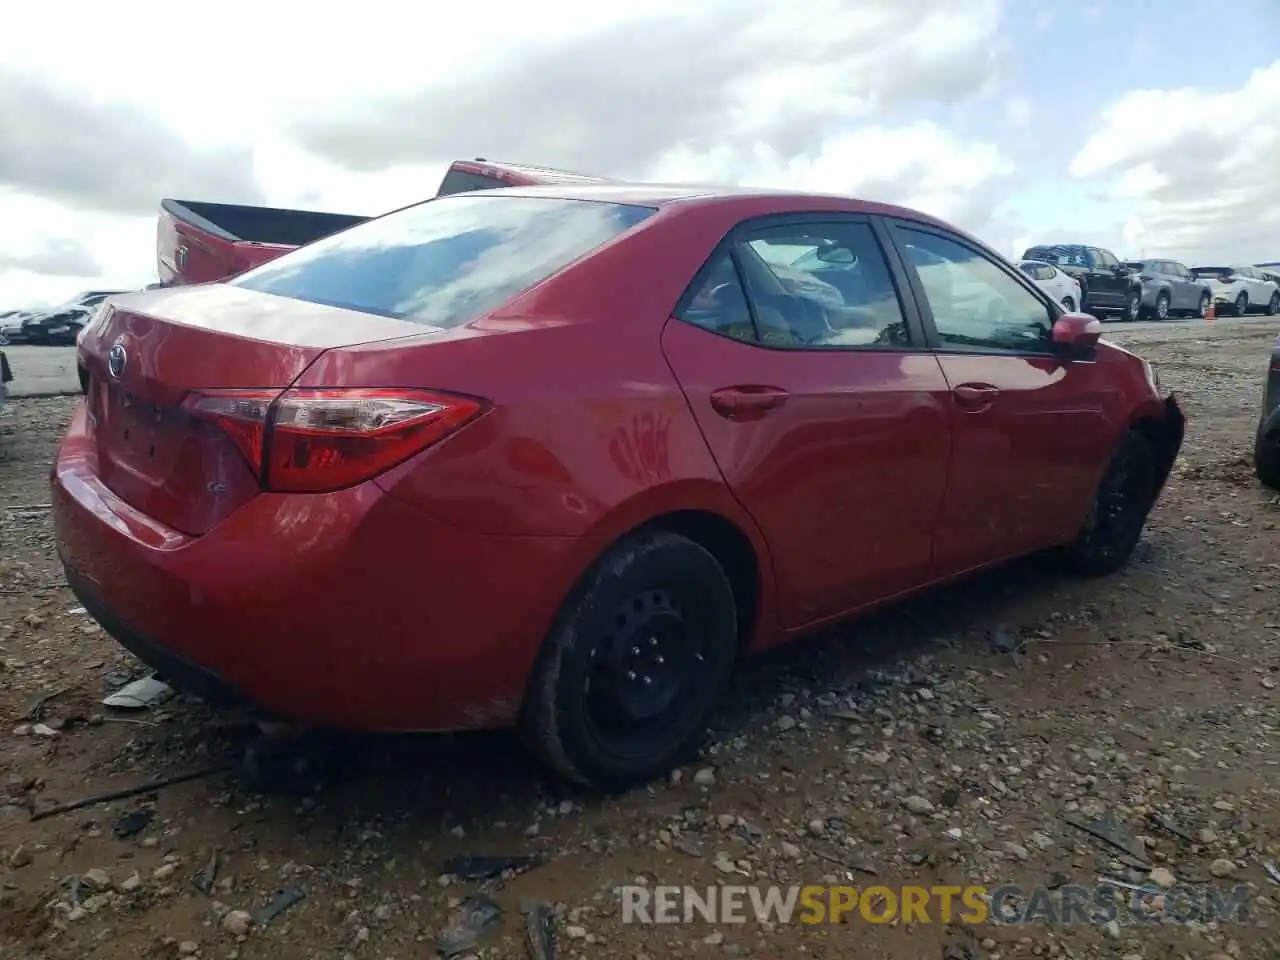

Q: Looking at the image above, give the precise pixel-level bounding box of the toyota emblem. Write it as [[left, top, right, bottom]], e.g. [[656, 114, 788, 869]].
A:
[[107, 342, 127, 379]]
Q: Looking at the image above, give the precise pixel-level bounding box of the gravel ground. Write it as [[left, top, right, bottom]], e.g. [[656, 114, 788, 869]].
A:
[[2, 320, 1280, 960]]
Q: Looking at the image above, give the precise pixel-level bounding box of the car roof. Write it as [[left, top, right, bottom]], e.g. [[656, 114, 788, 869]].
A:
[[463, 181, 951, 223]]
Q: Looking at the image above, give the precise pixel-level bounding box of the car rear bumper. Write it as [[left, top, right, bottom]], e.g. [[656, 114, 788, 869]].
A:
[[51, 402, 591, 732]]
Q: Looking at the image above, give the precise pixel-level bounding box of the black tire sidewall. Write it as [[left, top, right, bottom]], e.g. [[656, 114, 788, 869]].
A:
[[523, 531, 738, 789], [1256, 428, 1280, 489], [1128, 291, 1141, 321], [1157, 293, 1170, 320], [1068, 431, 1156, 576], [1269, 294, 1280, 316], [1237, 294, 1249, 316], [1198, 294, 1210, 318]]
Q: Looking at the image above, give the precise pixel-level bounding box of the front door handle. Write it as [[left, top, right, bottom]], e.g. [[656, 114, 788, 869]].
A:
[[709, 385, 790, 421], [953, 383, 999, 410]]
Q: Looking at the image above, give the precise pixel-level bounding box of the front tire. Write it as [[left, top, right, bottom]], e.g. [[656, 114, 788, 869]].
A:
[[1066, 431, 1157, 578], [1154, 291, 1170, 321], [1268, 293, 1279, 316], [520, 530, 738, 790], [1236, 292, 1249, 316], [1061, 296, 1076, 312], [1256, 427, 1280, 490], [1124, 289, 1142, 322], [1195, 292, 1210, 318]]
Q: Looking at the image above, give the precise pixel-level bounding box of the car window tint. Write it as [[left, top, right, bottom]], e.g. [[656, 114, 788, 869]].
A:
[[231, 196, 655, 327], [676, 254, 759, 343], [899, 228, 1053, 352], [1018, 263, 1037, 278], [735, 221, 910, 349]]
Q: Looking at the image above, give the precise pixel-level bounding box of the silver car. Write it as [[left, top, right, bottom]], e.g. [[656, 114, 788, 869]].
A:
[[1120, 258, 1212, 320]]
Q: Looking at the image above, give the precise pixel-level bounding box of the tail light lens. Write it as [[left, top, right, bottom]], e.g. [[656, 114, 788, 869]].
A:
[[183, 387, 485, 492]]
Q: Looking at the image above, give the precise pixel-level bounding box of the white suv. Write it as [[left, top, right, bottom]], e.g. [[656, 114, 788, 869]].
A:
[[1192, 265, 1280, 316]]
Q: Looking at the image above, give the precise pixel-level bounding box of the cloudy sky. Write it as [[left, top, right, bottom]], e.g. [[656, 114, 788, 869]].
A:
[[1, 0, 1278, 308]]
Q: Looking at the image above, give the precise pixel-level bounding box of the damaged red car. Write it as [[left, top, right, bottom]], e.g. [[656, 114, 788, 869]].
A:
[[53, 183, 1184, 789]]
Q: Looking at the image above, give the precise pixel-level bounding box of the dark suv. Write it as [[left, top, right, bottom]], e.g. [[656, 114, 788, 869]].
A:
[[1021, 244, 1143, 321]]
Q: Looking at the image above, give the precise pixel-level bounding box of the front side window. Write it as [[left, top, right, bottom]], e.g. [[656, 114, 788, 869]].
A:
[[232, 195, 655, 327], [1094, 248, 1120, 270], [898, 228, 1054, 352]]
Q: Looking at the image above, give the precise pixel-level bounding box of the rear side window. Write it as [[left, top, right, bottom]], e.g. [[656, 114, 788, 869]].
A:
[[231, 196, 655, 327]]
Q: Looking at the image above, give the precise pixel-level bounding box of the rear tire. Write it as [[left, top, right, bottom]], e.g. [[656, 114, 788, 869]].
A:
[[1065, 431, 1157, 578], [520, 530, 738, 790], [1256, 427, 1280, 490], [1236, 292, 1249, 316]]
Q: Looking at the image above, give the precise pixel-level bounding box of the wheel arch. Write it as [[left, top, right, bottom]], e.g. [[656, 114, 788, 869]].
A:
[[1128, 400, 1185, 500], [568, 481, 780, 652]]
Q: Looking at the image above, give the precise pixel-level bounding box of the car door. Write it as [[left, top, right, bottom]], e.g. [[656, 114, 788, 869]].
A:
[[1089, 248, 1129, 306], [1162, 261, 1186, 310], [660, 215, 953, 629], [883, 220, 1115, 575], [1245, 267, 1271, 304]]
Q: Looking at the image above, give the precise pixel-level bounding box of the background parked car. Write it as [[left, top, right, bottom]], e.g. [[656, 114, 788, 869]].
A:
[[1120, 258, 1212, 320], [1191, 266, 1280, 316], [1020, 243, 1142, 321], [0, 309, 37, 343], [20, 291, 127, 345], [21, 307, 92, 345], [1017, 259, 1082, 310]]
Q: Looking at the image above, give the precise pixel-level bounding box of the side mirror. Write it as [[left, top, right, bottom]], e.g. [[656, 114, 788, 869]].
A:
[[1052, 312, 1103, 353]]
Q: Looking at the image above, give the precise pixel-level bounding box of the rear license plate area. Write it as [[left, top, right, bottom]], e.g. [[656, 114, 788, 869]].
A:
[[101, 384, 187, 465]]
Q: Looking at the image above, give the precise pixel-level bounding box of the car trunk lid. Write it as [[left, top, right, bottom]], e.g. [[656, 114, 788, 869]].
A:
[[80, 285, 440, 536]]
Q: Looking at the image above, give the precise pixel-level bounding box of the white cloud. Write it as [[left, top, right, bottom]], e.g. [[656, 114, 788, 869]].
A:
[[0, 0, 1010, 305], [1071, 61, 1280, 264]]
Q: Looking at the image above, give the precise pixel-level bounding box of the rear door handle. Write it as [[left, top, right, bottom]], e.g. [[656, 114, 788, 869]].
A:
[[953, 383, 999, 410], [709, 385, 790, 421]]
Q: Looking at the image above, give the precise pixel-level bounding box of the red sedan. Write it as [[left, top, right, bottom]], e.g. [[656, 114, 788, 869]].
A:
[[54, 184, 1184, 789]]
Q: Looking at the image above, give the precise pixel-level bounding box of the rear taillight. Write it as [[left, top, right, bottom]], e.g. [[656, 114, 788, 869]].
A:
[[184, 387, 485, 492]]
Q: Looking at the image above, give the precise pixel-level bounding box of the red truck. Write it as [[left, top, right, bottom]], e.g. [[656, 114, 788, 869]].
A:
[[157, 158, 615, 286]]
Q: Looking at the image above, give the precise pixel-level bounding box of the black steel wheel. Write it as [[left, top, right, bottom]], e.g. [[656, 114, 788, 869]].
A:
[[1066, 431, 1156, 577], [521, 530, 738, 790]]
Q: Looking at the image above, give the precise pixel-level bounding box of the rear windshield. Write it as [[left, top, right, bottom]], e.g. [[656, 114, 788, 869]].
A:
[[231, 195, 656, 327]]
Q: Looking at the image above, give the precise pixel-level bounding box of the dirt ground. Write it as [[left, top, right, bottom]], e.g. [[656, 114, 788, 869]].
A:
[[3, 321, 1280, 960]]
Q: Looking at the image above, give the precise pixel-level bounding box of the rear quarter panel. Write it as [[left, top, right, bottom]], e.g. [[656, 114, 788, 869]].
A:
[[306, 202, 769, 540]]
